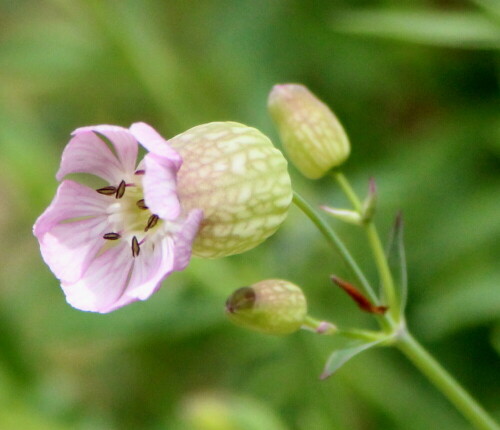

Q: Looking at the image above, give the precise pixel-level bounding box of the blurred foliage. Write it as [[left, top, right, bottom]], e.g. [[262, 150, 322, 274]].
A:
[[0, 0, 499, 429]]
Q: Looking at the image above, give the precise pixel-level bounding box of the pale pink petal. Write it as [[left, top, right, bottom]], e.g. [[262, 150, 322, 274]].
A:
[[56, 130, 123, 183], [130, 122, 182, 169], [100, 211, 203, 311], [33, 180, 112, 283], [107, 237, 176, 311], [172, 209, 204, 271], [38, 217, 110, 284], [61, 243, 134, 313], [143, 153, 181, 220], [74, 125, 139, 176], [33, 180, 109, 237]]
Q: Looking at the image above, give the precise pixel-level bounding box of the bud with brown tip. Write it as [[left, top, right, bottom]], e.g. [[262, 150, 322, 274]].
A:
[[225, 279, 307, 335]]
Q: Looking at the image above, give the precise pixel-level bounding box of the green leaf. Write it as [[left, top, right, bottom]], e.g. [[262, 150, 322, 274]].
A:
[[385, 212, 408, 316], [320, 338, 385, 379], [331, 9, 500, 50]]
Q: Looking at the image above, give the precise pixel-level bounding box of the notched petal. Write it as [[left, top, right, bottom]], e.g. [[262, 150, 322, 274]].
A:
[[74, 125, 139, 177], [142, 154, 181, 220], [172, 209, 204, 271], [129, 122, 182, 170], [57, 130, 125, 183]]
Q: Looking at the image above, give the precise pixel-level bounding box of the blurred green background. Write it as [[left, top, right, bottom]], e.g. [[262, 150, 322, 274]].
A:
[[0, 0, 499, 429]]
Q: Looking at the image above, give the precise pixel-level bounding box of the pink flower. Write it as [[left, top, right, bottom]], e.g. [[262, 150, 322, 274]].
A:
[[33, 123, 203, 313]]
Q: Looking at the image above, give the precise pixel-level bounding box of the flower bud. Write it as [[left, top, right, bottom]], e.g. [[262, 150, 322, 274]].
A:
[[268, 84, 350, 179], [225, 279, 307, 335], [170, 122, 292, 259]]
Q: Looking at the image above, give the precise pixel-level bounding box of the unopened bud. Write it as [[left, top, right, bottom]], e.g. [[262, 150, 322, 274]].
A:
[[225, 279, 307, 335], [268, 84, 350, 179], [171, 122, 292, 258]]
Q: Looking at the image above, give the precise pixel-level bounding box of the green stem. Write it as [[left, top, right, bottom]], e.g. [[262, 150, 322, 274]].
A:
[[332, 171, 399, 320], [294, 188, 499, 429], [397, 331, 500, 430], [333, 171, 362, 211], [292, 192, 377, 304], [365, 222, 398, 319], [302, 317, 387, 343], [301, 316, 337, 334]]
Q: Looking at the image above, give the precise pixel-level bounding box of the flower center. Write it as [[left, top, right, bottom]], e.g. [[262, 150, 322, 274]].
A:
[[96, 171, 161, 257]]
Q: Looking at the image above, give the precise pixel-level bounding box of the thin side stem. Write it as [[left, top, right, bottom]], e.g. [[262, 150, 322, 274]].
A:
[[332, 172, 399, 320], [306, 172, 498, 429], [333, 171, 362, 211], [397, 332, 500, 430], [292, 192, 378, 304], [364, 222, 398, 319]]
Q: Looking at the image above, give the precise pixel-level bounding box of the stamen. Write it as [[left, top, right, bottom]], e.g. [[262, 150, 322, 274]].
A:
[[103, 232, 121, 240], [136, 199, 148, 210], [131, 236, 140, 257], [115, 180, 126, 199], [135, 169, 145, 175], [97, 186, 117, 196], [145, 214, 159, 232]]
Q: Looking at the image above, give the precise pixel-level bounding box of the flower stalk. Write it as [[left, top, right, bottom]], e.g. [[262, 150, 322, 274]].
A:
[[295, 174, 499, 430], [397, 331, 500, 430], [268, 82, 497, 428], [292, 192, 378, 305], [331, 171, 399, 322]]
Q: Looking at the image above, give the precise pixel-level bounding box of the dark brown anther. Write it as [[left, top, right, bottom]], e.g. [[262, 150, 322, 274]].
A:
[[115, 180, 126, 199], [103, 232, 121, 240], [136, 199, 148, 210], [134, 169, 145, 175], [131, 236, 140, 257], [331, 275, 388, 315], [97, 186, 117, 196], [145, 214, 159, 232]]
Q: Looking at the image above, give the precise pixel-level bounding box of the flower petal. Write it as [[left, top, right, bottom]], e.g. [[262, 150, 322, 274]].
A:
[[172, 209, 204, 271], [33, 180, 112, 283], [81, 210, 203, 312], [130, 122, 182, 169], [76, 125, 139, 176], [33, 180, 110, 235], [111, 237, 176, 309], [39, 218, 110, 284], [142, 153, 181, 220], [61, 242, 134, 313], [57, 125, 138, 183]]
